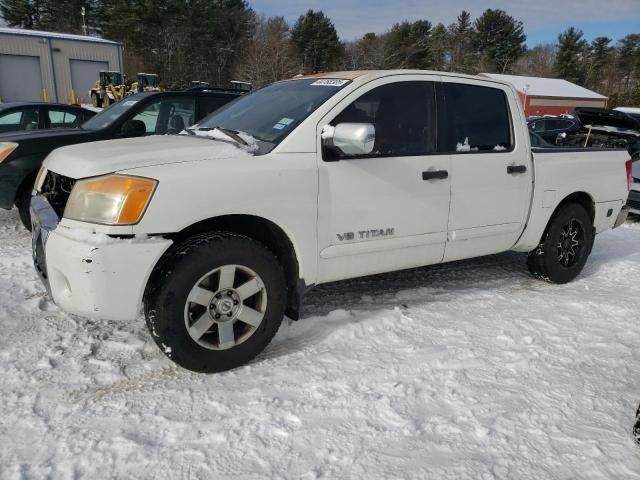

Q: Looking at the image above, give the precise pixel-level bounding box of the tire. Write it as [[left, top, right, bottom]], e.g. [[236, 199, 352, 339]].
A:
[[144, 232, 287, 373], [527, 203, 594, 284], [15, 172, 37, 231], [102, 94, 111, 108], [91, 93, 101, 108]]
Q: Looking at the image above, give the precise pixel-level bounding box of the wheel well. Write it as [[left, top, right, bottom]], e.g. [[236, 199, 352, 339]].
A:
[[555, 192, 595, 224], [167, 215, 303, 320], [14, 170, 39, 204], [537, 191, 595, 246]]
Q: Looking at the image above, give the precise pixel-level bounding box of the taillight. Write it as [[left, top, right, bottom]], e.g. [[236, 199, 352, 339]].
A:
[[626, 159, 632, 190]]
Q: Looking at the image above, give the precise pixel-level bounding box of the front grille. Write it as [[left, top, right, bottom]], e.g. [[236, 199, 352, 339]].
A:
[[40, 171, 76, 218], [628, 190, 640, 210]]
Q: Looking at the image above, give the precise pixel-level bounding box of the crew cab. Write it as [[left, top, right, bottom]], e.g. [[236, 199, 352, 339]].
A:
[[30, 71, 632, 373], [0, 88, 242, 229]]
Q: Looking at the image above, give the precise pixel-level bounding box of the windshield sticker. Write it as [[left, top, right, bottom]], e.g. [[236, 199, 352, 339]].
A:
[[123, 100, 138, 107], [273, 123, 286, 130], [278, 117, 294, 126], [310, 79, 349, 87]]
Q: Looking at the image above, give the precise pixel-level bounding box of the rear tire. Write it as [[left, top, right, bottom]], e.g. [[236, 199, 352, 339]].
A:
[[91, 93, 101, 108], [15, 172, 37, 231], [144, 232, 287, 373], [527, 203, 593, 284]]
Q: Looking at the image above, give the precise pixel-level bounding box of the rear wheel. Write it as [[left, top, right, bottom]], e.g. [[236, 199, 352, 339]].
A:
[[527, 203, 593, 284], [144, 232, 287, 373], [91, 93, 101, 108]]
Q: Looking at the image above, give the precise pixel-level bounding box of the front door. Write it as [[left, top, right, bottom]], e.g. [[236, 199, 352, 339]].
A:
[[316, 76, 452, 283], [437, 79, 532, 261]]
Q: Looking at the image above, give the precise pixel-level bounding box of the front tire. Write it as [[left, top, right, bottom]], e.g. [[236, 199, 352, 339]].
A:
[[144, 232, 287, 373], [15, 172, 37, 231], [527, 203, 593, 284]]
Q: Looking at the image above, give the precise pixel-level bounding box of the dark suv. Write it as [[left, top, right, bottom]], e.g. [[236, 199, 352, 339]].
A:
[[0, 89, 242, 228]]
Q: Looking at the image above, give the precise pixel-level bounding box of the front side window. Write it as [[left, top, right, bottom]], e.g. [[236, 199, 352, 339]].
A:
[[196, 79, 350, 155], [132, 97, 195, 135], [329, 81, 436, 158], [0, 109, 38, 132], [438, 83, 512, 153]]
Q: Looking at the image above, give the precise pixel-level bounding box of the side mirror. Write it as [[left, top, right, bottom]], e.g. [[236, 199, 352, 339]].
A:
[[121, 119, 146, 138], [322, 123, 375, 157]]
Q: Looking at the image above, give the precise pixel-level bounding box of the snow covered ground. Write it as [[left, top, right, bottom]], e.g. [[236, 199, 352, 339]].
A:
[[1, 207, 639, 479]]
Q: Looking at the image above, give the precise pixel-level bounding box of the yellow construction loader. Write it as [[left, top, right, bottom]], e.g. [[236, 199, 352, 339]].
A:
[[89, 71, 126, 108], [129, 73, 161, 94]]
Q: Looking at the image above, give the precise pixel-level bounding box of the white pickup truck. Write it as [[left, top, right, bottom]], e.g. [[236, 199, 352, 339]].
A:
[[30, 70, 632, 373]]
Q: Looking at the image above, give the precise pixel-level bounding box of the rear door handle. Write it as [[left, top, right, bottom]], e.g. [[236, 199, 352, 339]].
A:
[[507, 165, 527, 174], [422, 170, 448, 180]]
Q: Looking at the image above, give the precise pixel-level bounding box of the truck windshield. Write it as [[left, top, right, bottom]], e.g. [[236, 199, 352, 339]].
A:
[[81, 98, 144, 130], [195, 78, 351, 154]]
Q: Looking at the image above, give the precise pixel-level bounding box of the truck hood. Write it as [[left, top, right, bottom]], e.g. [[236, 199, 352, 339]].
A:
[[44, 135, 253, 179]]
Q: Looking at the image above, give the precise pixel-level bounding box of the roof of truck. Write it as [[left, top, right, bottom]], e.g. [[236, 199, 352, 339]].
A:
[[291, 70, 514, 88]]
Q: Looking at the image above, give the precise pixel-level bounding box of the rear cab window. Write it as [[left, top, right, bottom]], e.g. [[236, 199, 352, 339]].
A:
[[437, 82, 513, 153]]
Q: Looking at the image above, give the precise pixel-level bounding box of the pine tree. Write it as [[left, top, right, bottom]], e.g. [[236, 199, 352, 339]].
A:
[[450, 10, 476, 73], [383, 20, 433, 69], [474, 9, 526, 73], [430, 22, 449, 71], [555, 27, 588, 85], [291, 10, 342, 74], [585, 37, 612, 91]]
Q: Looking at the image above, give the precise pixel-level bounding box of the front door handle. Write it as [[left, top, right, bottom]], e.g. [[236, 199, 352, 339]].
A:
[[422, 170, 448, 180], [507, 165, 527, 174]]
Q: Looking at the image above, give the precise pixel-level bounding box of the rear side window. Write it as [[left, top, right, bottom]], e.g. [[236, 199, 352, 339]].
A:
[[330, 81, 436, 158], [48, 109, 80, 128], [438, 83, 512, 153]]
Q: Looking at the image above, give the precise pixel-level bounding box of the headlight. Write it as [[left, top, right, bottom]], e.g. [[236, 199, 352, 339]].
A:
[[0, 142, 18, 163], [64, 174, 158, 225]]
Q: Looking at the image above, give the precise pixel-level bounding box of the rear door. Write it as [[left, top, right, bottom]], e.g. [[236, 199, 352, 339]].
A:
[[438, 79, 532, 261], [316, 75, 451, 282]]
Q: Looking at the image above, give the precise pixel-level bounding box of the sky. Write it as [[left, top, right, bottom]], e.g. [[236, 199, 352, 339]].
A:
[[249, 0, 640, 45], [0, 1, 638, 46]]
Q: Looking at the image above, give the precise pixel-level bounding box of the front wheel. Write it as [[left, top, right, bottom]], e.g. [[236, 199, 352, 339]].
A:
[[15, 172, 37, 231], [144, 232, 287, 373], [527, 203, 593, 284]]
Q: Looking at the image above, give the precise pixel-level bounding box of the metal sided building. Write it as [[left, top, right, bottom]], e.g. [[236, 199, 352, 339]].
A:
[[0, 28, 123, 104], [479, 73, 608, 117]]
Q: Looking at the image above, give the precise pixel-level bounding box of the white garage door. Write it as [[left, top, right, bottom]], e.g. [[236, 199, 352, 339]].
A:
[[70, 59, 109, 102], [0, 54, 44, 102]]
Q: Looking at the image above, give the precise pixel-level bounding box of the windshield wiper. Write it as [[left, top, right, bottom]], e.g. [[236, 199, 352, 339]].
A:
[[214, 127, 248, 146]]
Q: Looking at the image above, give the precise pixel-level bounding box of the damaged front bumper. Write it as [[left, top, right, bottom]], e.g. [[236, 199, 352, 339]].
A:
[[30, 195, 173, 321]]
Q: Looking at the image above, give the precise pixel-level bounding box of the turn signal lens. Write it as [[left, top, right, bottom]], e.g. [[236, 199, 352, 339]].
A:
[[0, 142, 18, 163], [64, 174, 158, 225]]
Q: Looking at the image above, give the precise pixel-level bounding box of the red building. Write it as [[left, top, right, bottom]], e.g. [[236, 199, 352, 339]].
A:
[[479, 73, 607, 117]]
